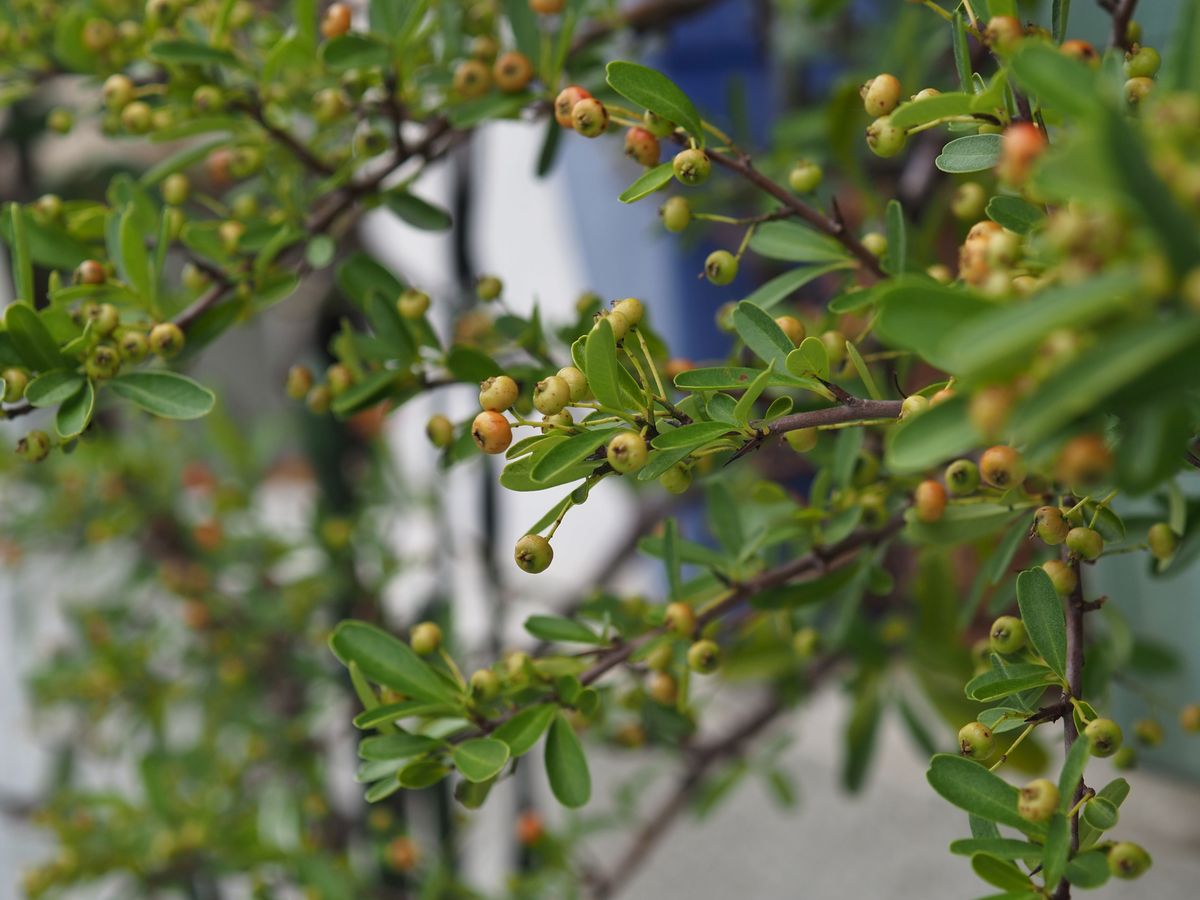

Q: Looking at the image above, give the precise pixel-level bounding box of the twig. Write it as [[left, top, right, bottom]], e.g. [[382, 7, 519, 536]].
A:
[[1106, 0, 1139, 49], [1052, 553, 1087, 899]]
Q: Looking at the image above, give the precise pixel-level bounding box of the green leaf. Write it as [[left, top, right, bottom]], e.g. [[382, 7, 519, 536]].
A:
[[25, 371, 84, 407], [885, 395, 976, 474], [397, 758, 450, 789], [844, 341, 882, 401], [493, 704, 556, 758], [673, 366, 819, 393], [359, 732, 442, 760], [884, 199, 907, 275], [738, 262, 853, 311], [605, 61, 704, 143], [964, 663, 1060, 701], [383, 190, 453, 231], [926, 754, 1046, 835], [1117, 402, 1192, 495], [1010, 41, 1099, 118], [949, 838, 1042, 861], [1052, 0, 1071, 43], [971, 855, 1033, 892], [452, 739, 511, 783], [842, 675, 882, 792], [1066, 851, 1111, 888], [935, 134, 1002, 173], [529, 427, 617, 484], [904, 503, 1024, 547], [650, 421, 733, 452], [1081, 796, 1119, 831], [108, 372, 215, 419], [1041, 813, 1070, 891], [544, 712, 591, 808], [319, 33, 391, 71], [889, 92, 975, 130], [523, 615, 605, 645], [445, 345, 501, 383], [118, 206, 154, 303], [952, 12, 973, 92], [4, 303, 67, 371], [619, 162, 674, 203], [331, 369, 404, 417], [749, 222, 851, 263], [733, 302, 794, 368], [1016, 568, 1067, 679], [733, 362, 773, 424], [787, 337, 829, 380], [148, 39, 240, 67], [336, 253, 404, 308], [8, 205, 34, 304], [875, 277, 988, 371], [354, 700, 461, 729], [1163, 0, 1200, 92], [364, 293, 416, 367], [583, 319, 621, 409], [56, 380, 94, 438], [986, 195, 1043, 234], [500, 0, 539, 59], [1079, 778, 1130, 849], [329, 621, 463, 708]]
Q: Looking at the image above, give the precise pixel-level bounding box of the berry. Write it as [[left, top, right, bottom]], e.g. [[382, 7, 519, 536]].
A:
[[286, 365, 314, 400], [704, 250, 739, 286], [113, 330, 147, 363], [76, 259, 107, 286], [533, 375, 571, 416], [306, 384, 332, 414], [979, 445, 1025, 489], [86, 303, 120, 336], [529, 0, 565, 12], [958, 721, 996, 760], [793, 627, 820, 659], [861, 232, 888, 257], [1124, 46, 1161, 79], [1125, 76, 1155, 104], [1061, 40, 1098, 64], [997, 123, 1046, 186], [2, 368, 29, 403], [606, 431, 648, 474], [866, 116, 906, 157], [945, 460, 980, 496], [1134, 718, 1163, 747], [624, 127, 660, 167], [493, 51, 534, 93], [664, 602, 696, 637], [600, 309, 632, 342], [989, 616, 1027, 655], [479, 375, 520, 412], [642, 110, 676, 138], [914, 480, 947, 523], [192, 85, 225, 114], [218, 219, 245, 253], [1066, 527, 1104, 561], [571, 98, 609, 137], [775, 315, 806, 346], [515, 810, 544, 847], [477, 275, 503, 301], [397, 288, 430, 319], [103, 75, 136, 111], [861, 74, 902, 117], [952, 182, 987, 221], [85, 344, 121, 381], [1084, 717, 1123, 757], [687, 639, 721, 674], [32, 194, 63, 223], [1055, 434, 1112, 487], [1034, 506, 1070, 545], [16, 430, 51, 462], [426, 414, 454, 448], [160, 172, 190, 207], [321, 2, 353, 39], [968, 385, 1014, 439], [1113, 746, 1138, 770], [613, 297, 644, 326], [647, 672, 678, 705], [469, 668, 500, 701], [542, 411, 573, 431], [554, 86, 591, 128], [784, 428, 818, 453], [788, 160, 823, 193], [1017, 778, 1059, 823], [149, 322, 185, 357], [659, 463, 692, 495], [514, 533, 553, 574], [471, 411, 512, 454], [1042, 560, 1078, 596], [900, 394, 929, 419], [985, 16, 1023, 53], [672, 148, 711, 186], [556, 366, 589, 402], [1179, 704, 1200, 733], [47, 108, 73, 134], [453, 59, 492, 98], [1147, 523, 1178, 561], [1108, 843, 1151, 880], [661, 196, 692, 232], [326, 363, 354, 396], [410, 622, 442, 655]]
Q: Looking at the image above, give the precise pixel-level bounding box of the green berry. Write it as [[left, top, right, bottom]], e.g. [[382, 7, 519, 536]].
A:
[[664, 602, 696, 637], [951, 182, 987, 221], [410, 622, 443, 655], [866, 116, 907, 157], [1179, 704, 1200, 733], [477, 275, 503, 302], [161, 173, 190, 207], [571, 98, 609, 137], [687, 639, 721, 674], [542, 410, 573, 430], [672, 148, 711, 186], [945, 460, 980, 496], [861, 73, 902, 117], [118, 331, 149, 363], [1147, 522, 1178, 561], [659, 463, 692, 495], [47, 108, 74, 134], [792, 627, 821, 659], [1107, 842, 1151, 880], [192, 85, 225, 114], [514, 533, 553, 574], [306, 384, 332, 414], [785, 428, 818, 453], [1017, 778, 1059, 823], [149, 322, 185, 357], [533, 375, 571, 416], [642, 109, 675, 138], [326, 363, 354, 396], [606, 431, 648, 474], [469, 668, 501, 701], [556, 366, 589, 402], [1034, 506, 1069, 545], [648, 672, 677, 705], [286, 365, 314, 400], [958, 721, 996, 760], [1112, 746, 1138, 770], [103, 75, 136, 111], [426, 414, 454, 448], [704, 250, 739, 285], [900, 394, 929, 419], [861, 231, 888, 257], [1124, 46, 1161, 79], [1125, 76, 1154, 104], [479, 375, 520, 412], [1042, 560, 1078, 596], [16, 430, 52, 462], [1134, 718, 1163, 747], [85, 344, 121, 380], [989, 615, 1026, 655], [613, 297, 644, 327], [87, 302, 120, 336], [2, 368, 29, 402], [661, 196, 691, 232], [1084, 717, 1123, 757], [1066, 526, 1104, 561], [397, 289, 430, 319], [788, 160, 823, 193]]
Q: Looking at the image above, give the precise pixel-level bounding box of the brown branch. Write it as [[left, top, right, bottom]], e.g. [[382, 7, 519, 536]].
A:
[[765, 399, 903, 436], [239, 99, 335, 177], [1052, 553, 1087, 899], [1107, 0, 1139, 49]]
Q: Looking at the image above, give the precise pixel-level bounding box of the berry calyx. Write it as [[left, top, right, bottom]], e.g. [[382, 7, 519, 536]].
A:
[[397, 289, 430, 319], [571, 98, 609, 137], [664, 601, 696, 637], [426, 414, 454, 448], [493, 51, 534, 93], [1042, 559, 1078, 596], [471, 411, 513, 454], [469, 668, 501, 701], [672, 148, 711, 186], [788, 160, 823, 194], [410, 622, 443, 655], [514, 533, 553, 574], [1107, 842, 1151, 880], [148, 322, 185, 357], [453, 60, 492, 98], [606, 431, 648, 474], [1017, 778, 1059, 823], [554, 86, 591, 128], [659, 463, 692, 495], [958, 721, 996, 760], [989, 615, 1027, 655], [775, 315, 806, 346], [979, 445, 1025, 489], [1147, 522, 1178, 561], [661, 196, 692, 232], [1084, 717, 1123, 757], [784, 428, 818, 453], [479, 375, 520, 412], [861, 73, 902, 117], [945, 460, 980, 496], [556, 366, 589, 402], [704, 250, 739, 285], [624, 127, 660, 167], [321, 2, 352, 39], [1034, 506, 1069, 545], [533, 375, 571, 416], [1066, 526, 1104, 561], [16, 430, 52, 463], [687, 639, 721, 674], [866, 116, 907, 157], [914, 480, 947, 523], [85, 344, 121, 381]]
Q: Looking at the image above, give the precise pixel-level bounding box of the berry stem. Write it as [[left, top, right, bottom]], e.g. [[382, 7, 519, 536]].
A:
[[988, 722, 1036, 771]]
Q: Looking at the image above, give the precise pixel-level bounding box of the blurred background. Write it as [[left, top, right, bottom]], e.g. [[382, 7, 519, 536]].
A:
[[2, 0, 1199, 897]]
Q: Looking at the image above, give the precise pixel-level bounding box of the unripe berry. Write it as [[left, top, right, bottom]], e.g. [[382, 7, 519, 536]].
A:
[[673, 148, 711, 186], [1066, 526, 1103, 561], [453, 59, 492, 98], [1108, 842, 1151, 880], [793, 626, 821, 659], [624, 127, 660, 167], [410, 622, 443, 655], [642, 110, 675, 137], [397, 289, 430, 320], [1055, 434, 1112, 488], [968, 385, 1014, 439], [1147, 523, 1178, 561], [861, 231, 888, 258], [16, 430, 51, 462], [218, 219, 245, 253], [32, 194, 63, 224], [775, 315, 806, 346], [914, 480, 947, 523], [930, 385, 955, 404], [529, 0, 566, 12], [231, 194, 259, 221], [556, 366, 589, 402], [600, 309, 632, 342], [1124, 46, 1161, 79], [647, 671, 677, 705], [469, 668, 501, 701], [1179, 703, 1200, 733], [704, 250, 739, 286], [1084, 717, 1123, 757], [493, 51, 534, 93], [1034, 506, 1069, 545], [945, 460, 980, 496], [1113, 745, 1138, 770], [85, 344, 121, 381], [321, 2, 353, 39], [979, 445, 1025, 490], [86, 303, 120, 336], [900, 394, 929, 419], [118, 331, 149, 362], [158, 173, 190, 208], [76, 259, 107, 286], [554, 85, 591, 128], [479, 375, 520, 412], [149, 322, 185, 357], [687, 639, 721, 674], [2, 368, 29, 402], [286, 365, 314, 400], [659, 463, 692, 495], [326, 363, 355, 396], [1042, 560, 1077, 596], [664, 601, 696, 637], [866, 116, 907, 157], [861, 74, 902, 117], [533, 375, 571, 416], [192, 85, 225, 114], [985, 16, 1023, 53], [542, 411, 573, 431], [614, 297, 645, 326], [514, 533, 553, 574], [477, 275, 503, 301], [1017, 778, 1059, 823], [306, 384, 332, 414], [788, 160, 823, 193], [997, 123, 1046, 186], [313, 87, 350, 124], [471, 410, 512, 454], [606, 431, 648, 474], [784, 428, 818, 453], [958, 721, 996, 759], [952, 182, 987, 221], [1125, 75, 1155, 104], [1061, 40, 1099, 64], [515, 809, 544, 847], [426, 414, 454, 448], [47, 108, 73, 134], [1134, 718, 1163, 747], [989, 615, 1027, 655], [661, 196, 692, 232], [103, 75, 136, 111], [571, 98, 609, 137]]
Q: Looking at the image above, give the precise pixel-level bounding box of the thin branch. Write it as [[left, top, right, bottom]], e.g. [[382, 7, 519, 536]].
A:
[[239, 99, 335, 177], [1052, 553, 1087, 899], [1106, 0, 1139, 49]]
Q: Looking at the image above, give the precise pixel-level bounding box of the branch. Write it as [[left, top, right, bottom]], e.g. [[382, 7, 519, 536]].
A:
[[1053, 553, 1087, 899], [1106, 0, 1139, 49], [239, 99, 335, 177]]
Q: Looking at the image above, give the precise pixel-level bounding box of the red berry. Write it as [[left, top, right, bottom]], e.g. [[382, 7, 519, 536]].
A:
[[471, 411, 512, 454], [997, 123, 1046, 186], [979, 445, 1025, 489], [554, 86, 591, 128], [624, 126, 660, 167], [493, 51, 534, 93], [914, 480, 947, 523], [321, 2, 353, 39]]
